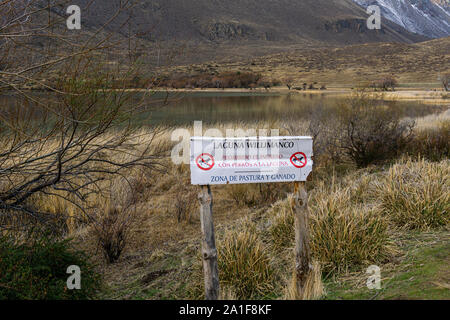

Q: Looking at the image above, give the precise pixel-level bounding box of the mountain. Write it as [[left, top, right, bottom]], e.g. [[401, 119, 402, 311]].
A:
[[19, 0, 431, 66], [353, 0, 450, 38], [70, 0, 427, 45]]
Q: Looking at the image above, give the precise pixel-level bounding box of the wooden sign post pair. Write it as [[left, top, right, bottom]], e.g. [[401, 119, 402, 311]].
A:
[[191, 137, 313, 300]]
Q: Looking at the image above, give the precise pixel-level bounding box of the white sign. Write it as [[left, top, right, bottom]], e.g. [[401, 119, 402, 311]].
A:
[[190, 136, 313, 185]]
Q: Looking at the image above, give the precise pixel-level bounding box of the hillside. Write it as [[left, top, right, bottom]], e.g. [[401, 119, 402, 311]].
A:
[[73, 0, 424, 42], [15, 1, 446, 82], [58, 0, 428, 64], [167, 37, 450, 85]]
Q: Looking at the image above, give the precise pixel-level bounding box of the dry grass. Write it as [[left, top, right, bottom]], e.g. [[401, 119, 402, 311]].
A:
[[410, 120, 450, 161], [171, 166, 199, 223], [269, 196, 295, 249], [269, 158, 449, 276], [30, 192, 79, 235], [218, 225, 275, 299], [414, 109, 450, 131], [310, 189, 395, 274], [268, 184, 396, 275], [75, 152, 447, 300], [167, 38, 450, 86], [21, 121, 448, 298], [285, 260, 324, 300], [4, 102, 448, 299], [226, 184, 256, 207], [374, 159, 450, 231]]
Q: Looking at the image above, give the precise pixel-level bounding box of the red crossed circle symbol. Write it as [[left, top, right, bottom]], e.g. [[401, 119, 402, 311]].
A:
[[196, 153, 215, 171], [290, 152, 307, 168]]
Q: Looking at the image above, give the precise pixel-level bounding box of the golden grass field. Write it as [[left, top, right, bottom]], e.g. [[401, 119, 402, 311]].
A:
[[22, 103, 447, 300], [2, 0, 449, 301], [162, 37, 450, 89]]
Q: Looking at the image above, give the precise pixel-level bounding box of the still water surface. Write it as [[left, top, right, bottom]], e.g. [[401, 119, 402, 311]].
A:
[[140, 91, 442, 126], [0, 91, 444, 126]]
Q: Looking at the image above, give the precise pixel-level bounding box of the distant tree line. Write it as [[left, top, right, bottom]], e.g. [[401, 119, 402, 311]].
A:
[[133, 71, 282, 89], [284, 77, 327, 91]]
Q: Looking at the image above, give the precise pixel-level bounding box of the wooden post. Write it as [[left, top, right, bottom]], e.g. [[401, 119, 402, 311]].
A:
[[198, 185, 220, 300], [292, 181, 313, 299]]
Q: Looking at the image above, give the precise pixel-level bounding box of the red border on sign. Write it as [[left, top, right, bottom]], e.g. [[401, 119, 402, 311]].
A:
[[290, 152, 307, 168], [196, 153, 215, 171]]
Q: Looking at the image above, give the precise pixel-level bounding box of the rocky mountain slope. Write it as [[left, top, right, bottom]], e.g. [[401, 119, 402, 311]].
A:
[[19, 1, 435, 65], [353, 0, 450, 38], [69, 0, 426, 45]]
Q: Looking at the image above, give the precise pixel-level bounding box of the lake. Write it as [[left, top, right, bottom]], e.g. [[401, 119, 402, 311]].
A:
[[0, 91, 446, 127], [137, 91, 445, 126]]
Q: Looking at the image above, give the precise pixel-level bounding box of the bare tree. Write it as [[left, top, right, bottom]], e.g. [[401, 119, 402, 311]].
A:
[[441, 73, 449, 92], [370, 76, 398, 92], [285, 77, 294, 90], [0, 1, 168, 232], [334, 92, 414, 167]]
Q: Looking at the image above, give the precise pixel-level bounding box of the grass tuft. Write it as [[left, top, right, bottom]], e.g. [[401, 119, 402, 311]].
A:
[[218, 226, 275, 299], [374, 159, 450, 231]]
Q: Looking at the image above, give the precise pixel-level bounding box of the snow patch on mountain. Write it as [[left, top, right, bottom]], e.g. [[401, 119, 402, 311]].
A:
[[353, 0, 450, 38]]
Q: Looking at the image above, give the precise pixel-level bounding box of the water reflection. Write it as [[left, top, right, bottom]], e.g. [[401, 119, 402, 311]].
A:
[[138, 91, 440, 126], [0, 91, 444, 127]]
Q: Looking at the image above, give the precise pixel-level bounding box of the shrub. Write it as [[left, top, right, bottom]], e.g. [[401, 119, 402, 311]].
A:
[[226, 183, 287, 208], [91, 178, 137, 263], [285, 77, 294, 90], [226, 184, 255, 207], [374, 159, 450, 231], [258, 183, 287, 205], [370, 77, 398, 91], [91, 202, 135, 264], [0, 232, 101, 299], [334, 93, 414, 167], [218, 228, 275, 299], [173, 184, 198, 223], [409, 120, 450, 161]]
